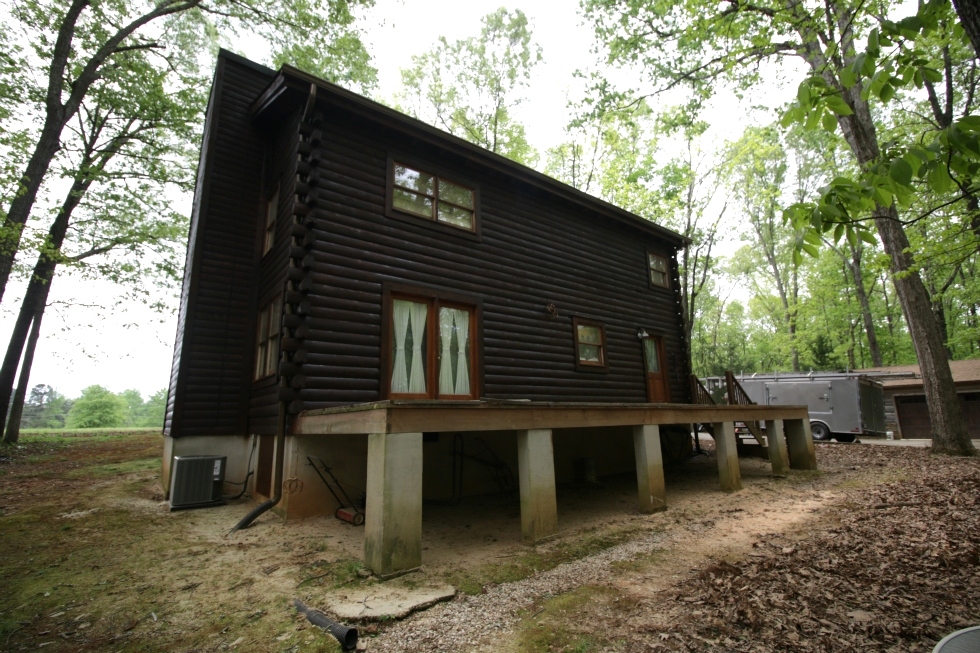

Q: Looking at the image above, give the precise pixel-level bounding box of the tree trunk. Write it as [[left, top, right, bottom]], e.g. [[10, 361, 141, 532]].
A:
[[875, 208, 975, 454], [0, 125, 64, 305], [952, 0, 980, 61], [3, 301, 47, 444], [848, 243, 883, 367], [835, 71, 975, 454]]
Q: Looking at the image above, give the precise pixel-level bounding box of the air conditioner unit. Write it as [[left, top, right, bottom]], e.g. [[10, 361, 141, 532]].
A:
[[169, 455, 226, 510]]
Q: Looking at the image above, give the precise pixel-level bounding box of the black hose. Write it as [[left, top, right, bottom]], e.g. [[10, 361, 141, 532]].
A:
[[221, 470, 254, 500], [293, 599, 358, 651], [222, 435, 258, 500]]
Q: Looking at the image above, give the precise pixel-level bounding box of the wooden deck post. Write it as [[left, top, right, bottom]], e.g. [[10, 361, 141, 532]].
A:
[[364, 431, 423, 577], [633, 424, 667, 513], [517, 429, 558, 542], [785, 419, 817, 470], [711, 421, 742, 491], [764, 419, 790, 477]]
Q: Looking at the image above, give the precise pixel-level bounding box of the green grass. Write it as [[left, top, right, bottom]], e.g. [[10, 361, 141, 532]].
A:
[[67, 456, 160, 478], [15, 427, 159, 444], [516, 585, 616, 653], [446, 527, 643, 595]]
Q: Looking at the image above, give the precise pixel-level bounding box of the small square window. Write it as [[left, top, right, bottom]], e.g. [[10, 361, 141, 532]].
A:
[[572, 317, 609, 372], [390, 160, 476, 232], [648, 253, 669, 288]]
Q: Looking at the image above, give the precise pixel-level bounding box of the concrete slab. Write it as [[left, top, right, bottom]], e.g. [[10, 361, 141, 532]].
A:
[[861, 438, 980, 448], [322, 583, 456, 622]]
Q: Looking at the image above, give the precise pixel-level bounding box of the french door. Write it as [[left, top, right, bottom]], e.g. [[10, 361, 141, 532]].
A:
[[388, 295, 477, 399]]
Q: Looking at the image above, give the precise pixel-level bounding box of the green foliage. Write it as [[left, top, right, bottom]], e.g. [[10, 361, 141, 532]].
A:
[[397, 8, 542, 165], [19, 384, 71, 429], [780, 0, 980, 244], [65, 385, 126, 429]]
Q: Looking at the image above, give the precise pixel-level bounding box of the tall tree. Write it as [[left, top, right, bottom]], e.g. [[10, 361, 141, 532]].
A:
[[0, 0, 375, 304], [65, 384, 126, 429], [724, 127, 805, 370], [398, 7, 542, 164], [0, 0, 376, 440], [585, 0, 976, 455]]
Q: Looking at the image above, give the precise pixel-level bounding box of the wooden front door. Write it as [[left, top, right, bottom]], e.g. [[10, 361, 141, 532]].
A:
[[643, 336, 670, 402]]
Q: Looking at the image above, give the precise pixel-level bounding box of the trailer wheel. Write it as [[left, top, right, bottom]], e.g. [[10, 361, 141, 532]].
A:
[[810, 422, 831, 441]]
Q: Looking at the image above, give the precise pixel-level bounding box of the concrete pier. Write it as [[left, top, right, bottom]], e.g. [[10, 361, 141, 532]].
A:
[[633, 424, 667, 513], [765, 419, 790, 477], [364, 431, 423, 576], [517, 428, 558, 542], [712, 421, 742, 491], [785, 419, 818, 470]]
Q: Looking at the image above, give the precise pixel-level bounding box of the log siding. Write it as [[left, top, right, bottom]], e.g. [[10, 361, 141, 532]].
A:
[[169, 52, 690, 438]]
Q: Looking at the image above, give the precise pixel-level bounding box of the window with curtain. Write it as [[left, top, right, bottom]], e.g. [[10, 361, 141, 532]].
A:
[[572, 317, 609, 371], [254, 296, 282, 380], [389, 295, 476, 399], [390, 161, 476, 232]]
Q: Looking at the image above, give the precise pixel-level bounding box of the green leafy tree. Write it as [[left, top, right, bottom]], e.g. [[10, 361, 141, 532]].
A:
[[65, 385, 126, 429], [723, 127, 807, 370], [398, 7, 542, 165], [119, 389, 146, 427], [140, 389, 168, 428], [585, 0, 976, 454], [0, 0, 377, 443], [18, 384, 68, 429]]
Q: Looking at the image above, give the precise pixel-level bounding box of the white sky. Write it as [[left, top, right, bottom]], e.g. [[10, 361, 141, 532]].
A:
[[0, 0, 796, 400]]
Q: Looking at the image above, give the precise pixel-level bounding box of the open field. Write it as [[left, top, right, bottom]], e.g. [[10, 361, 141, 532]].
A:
[[1, 431, 978, 652]]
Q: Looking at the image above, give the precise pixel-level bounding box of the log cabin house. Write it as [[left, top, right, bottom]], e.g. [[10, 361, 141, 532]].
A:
[[163, 51, 816, 576]]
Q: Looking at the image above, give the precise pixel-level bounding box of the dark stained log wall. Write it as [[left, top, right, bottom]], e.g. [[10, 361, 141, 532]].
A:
[[172, 54, 691, 438], [165, 54, 275, 437], [243, 103, 690, 429]]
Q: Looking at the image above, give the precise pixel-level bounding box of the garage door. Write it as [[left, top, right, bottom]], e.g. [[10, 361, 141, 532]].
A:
[[895, 392, 980, 439]]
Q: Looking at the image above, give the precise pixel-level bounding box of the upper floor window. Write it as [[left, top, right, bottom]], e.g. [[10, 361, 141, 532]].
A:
[[573, 317, 608, 372], [262, 185, 279, 257], [390, 161, 476, 232], [388, 294, 477, 399], [648, 253, 669, 288], [254, 296, 282, 380]]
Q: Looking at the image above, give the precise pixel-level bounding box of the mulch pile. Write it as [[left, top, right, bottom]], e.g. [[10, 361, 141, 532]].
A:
[[623, 445, 980, 652]]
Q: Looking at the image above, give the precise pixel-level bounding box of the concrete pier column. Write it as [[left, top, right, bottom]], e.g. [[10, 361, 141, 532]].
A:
[[785, 419, 817, 470], [517, 429, 558, 542], [764, 419, 790, 477], [632, 424, 667, 513], [364, 431, 423, 577], [711, 421, 742, 491]]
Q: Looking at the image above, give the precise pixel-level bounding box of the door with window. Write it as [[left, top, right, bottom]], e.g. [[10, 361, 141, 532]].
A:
[[642, 335, 670, 402], [388, 295, 477, 399]]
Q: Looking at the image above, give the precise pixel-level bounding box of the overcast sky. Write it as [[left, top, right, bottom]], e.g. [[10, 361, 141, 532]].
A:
[[0, 0, 795, 400]]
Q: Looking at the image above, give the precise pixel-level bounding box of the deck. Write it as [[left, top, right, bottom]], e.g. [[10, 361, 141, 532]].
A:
[[293, 401, 817, 576]]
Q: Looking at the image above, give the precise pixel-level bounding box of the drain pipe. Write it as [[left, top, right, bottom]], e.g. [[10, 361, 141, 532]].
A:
[[293, 599, 358, 651], [230, 400, 287, 534]]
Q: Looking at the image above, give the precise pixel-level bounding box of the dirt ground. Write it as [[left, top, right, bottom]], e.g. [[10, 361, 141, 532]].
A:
[[1, 432, 978, 653]]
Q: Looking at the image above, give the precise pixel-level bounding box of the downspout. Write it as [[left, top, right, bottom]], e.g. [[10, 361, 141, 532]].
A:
[[229, 401, 286, 533], [230, 83, 317, 534]]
